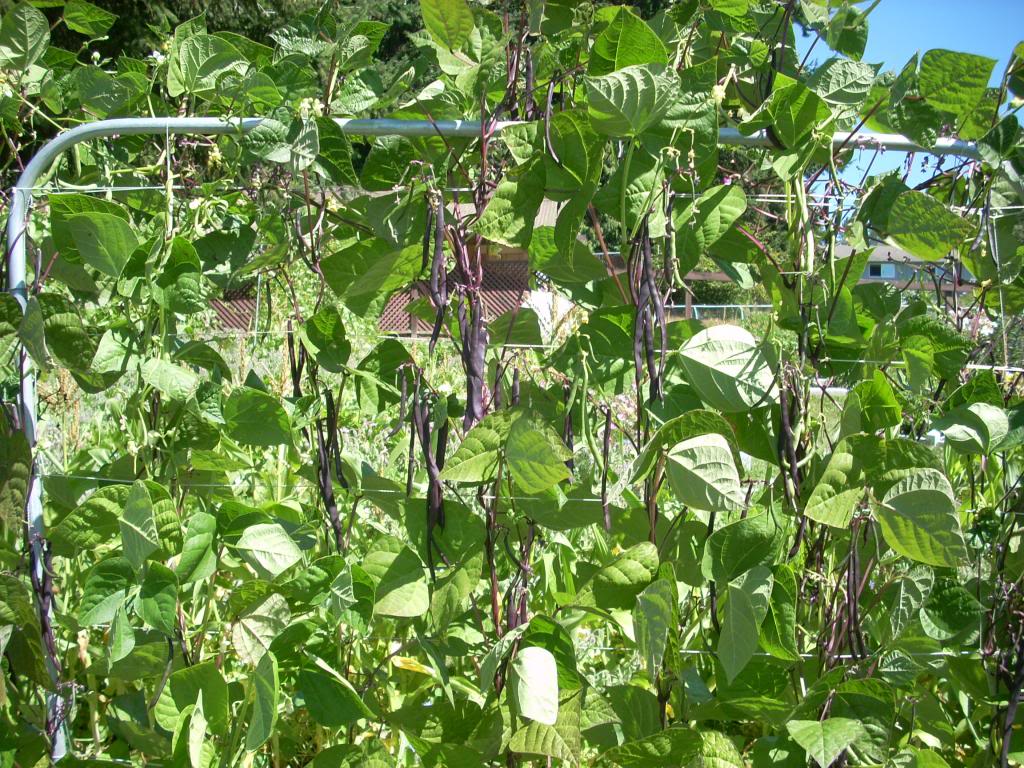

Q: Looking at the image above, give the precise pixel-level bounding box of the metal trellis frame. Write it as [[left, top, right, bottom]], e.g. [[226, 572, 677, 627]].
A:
[[4, 116, 982, 760]]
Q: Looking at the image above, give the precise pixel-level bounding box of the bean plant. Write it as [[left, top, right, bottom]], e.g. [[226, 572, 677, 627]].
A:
[[1, 1, 1024, 767]]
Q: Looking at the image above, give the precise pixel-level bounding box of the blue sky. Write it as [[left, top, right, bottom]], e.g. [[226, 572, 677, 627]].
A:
[[797, 0, 1023, 181]]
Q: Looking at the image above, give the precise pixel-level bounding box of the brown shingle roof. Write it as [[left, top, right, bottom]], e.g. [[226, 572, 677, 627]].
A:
[[379, 260, 529, 335]]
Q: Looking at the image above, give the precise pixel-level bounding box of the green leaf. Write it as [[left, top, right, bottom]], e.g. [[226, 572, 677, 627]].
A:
[[320, 241, 424, 317], [804, 438, 866, 528], [598, 727, 702, 767], [155, 660, 230, 736], [807, 58, 877, 107], [740, 74, 832, 150], [246, 651, 279, 752], [506, 412, 571, 494], [233, 593, 290, 666], [141, 358, 199, 401], [0, 428, 30, 526], [298, 668, 373, 726], [760, 563, 799, 661], [509, 689, 582, 764], [0, 3, 49, 69], [876, 469, 967, 568], [362, 536, 429, 618], [65, 212, 139, 277], [512, 646, 560, 725], [120, 481, 158, 570], [851, 370, 902, 431], [139, 562, 178, 636], [885, 191, 972, 261], [107, 602, 135, 664], [665, 433, 744, 513], [674, 184, 748, 261], [919, 49, 996, 119], [440, 409, 516, 484], [420, 0, 474, 51], [78, 556, 134, 626], [300, 307, 351, 373], [171, 33, 247, 97], [177, 511, 217, 585], [588, 7, 667, 76], [886, 565, 934, 641], [634, 578, 675, 680], [224, 387, 292, 446], [578, 542, 659, 610], [585, 64, 677, 137], [64, 0, 117, 38], [678, 325, 775, 413], [931, 402, 1009, 454], [786, 718, 869, 768], [233, 523, 302, 578], [37, 294, 97, 373], [473, 158, 546, 249], [718, 566, 772, 682], [701, 513, 780, 584]]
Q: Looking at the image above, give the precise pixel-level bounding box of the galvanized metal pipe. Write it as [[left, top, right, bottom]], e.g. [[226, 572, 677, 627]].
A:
[[4, 116, 982, 761]]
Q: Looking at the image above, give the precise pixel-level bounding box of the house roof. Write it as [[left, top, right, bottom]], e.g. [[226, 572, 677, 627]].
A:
[[834, 243, 935, 263], [379, 259, 530, 335]]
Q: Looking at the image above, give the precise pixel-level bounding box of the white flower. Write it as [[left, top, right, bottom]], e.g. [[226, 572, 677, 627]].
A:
[[712, 83, 727, 105], [150, 50, 166, 64]]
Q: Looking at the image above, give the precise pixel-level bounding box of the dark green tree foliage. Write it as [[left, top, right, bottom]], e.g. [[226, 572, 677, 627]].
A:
[[1, 1, 1024, 767]]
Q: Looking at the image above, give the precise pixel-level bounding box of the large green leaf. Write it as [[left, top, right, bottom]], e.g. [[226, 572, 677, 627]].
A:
[[0, 428, 30, 526], [120, 481, 158, 570], [506, 412, 571, 494], [718, 566, 772, 682], [420, 0, 474, 51], [176, 511, 217, 585], [674, 184, 748, 261], [141, 358, 199, 401], [245, 651, 279, 751], [224, 387, 292, 446], [804, 438, 866, 528], [298, 668, 373, 726], [931, 402, 1009, 454], [786, 718, 869, 768], [440, 409, 516, 484], [598, 727, 702, 767], [64, 0, 117, 37], [0, 2, 49, 69], [701, 513, 780, 584], [233, 523, 303, 578], [65, 212, 139, 277], [633, 578, 675, 680], [885, 191, 972, 261], [876, 469, 967, 568], [362, 536, 429, 618], [588, 7, 667, 76], [473, 158, 546, 249], [585, 64, 677, 137], [665, 433, 744, 513], [155, 660, 230, 736], [509, 689, 582, 764], [918, 49, 996, 119], [578, 542, 659, 610], [232, 593, 290, 666], [512, 646, 560, 725], [138, 562, 178, 636], [678, 325, 776, 412]]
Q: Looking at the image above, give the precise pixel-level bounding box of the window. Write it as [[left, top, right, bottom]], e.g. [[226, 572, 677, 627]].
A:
[[867, 263, 896, 279]]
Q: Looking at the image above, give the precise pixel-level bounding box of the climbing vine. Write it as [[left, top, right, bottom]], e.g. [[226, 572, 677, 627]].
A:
[[1, 1, 1024, 767]]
